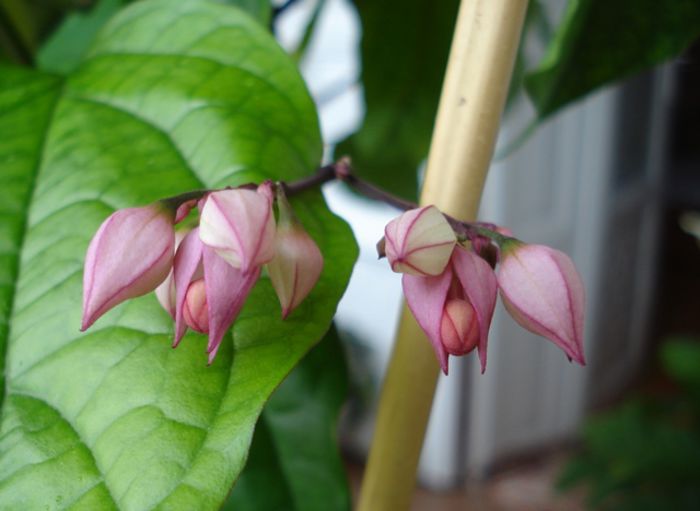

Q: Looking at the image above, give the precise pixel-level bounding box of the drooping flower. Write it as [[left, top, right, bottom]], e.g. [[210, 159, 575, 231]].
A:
[[167, 226, 261, 363], [198, 187, 276, 273], [82, 203, 175, 331], [403, 246, 498, 374], [497, 241, 586, 365], [266, 186, 323, 318], [384, 206, 456, 276]]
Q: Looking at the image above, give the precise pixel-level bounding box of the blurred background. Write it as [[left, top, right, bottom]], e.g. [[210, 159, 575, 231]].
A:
[[3, 0, 699, 508], [273, 0, 700, 508]]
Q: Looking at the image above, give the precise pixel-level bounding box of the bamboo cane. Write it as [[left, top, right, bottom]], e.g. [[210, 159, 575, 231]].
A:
[[356, 1, 529, 509]]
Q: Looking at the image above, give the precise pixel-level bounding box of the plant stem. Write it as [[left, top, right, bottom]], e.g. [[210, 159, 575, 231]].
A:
[[357, 1, 530, 509], [160, 159, 503, 243], [281, 163, 337, 195]]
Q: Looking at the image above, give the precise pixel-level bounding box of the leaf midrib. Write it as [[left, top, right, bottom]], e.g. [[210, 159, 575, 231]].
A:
[[2, 76, 65, 411]]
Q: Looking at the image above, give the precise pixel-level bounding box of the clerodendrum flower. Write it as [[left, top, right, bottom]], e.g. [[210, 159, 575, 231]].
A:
[[82, 203, 175, 331], [170, 186, 275, 361], [403, 246, 497, 374], [81, 180, 327, 364], [383, 206, 585, 373]]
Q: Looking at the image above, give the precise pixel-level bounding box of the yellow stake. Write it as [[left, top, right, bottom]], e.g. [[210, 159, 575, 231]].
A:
[[357, 1, 529, 509]]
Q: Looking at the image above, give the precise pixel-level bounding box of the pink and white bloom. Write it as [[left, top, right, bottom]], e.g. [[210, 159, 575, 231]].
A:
[[497, 242, 586, 365], [403, 246, 498, 374], [82, 203, 175, 331], [198, 188, 276, 273], [266, 189, 323, 318], [384, 206, 456, 276]]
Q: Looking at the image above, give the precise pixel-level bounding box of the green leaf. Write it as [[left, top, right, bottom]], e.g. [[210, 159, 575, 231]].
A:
[[225, 325, 351, 511], [37, 0, 127, 75], [37, 0, 271, 75], [662, 338, 700, 395], [525, 0, 700, 119], [336, 0, 460, 200], [0, 1, 357, 509], [230, 0, 270, 26], [504, 0, 552, 113]]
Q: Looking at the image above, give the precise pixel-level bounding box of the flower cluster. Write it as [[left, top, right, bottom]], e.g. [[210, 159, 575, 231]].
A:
[[381, 205, 585, 374], [81, 182, 323, 363]]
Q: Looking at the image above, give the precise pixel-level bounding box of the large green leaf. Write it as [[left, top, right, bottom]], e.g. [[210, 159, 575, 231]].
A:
[[336, 0, 460, 201], [37, 0, 272, 75], [225, 325, 351, 511], [0, 1, 357, 510], [525, 0, 700, 119], [37, 0, 128, 75]]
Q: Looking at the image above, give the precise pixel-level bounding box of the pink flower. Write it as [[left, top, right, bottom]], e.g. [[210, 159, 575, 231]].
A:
[[171, 226, 260, 363], [497, 242, 586, 365], [82, 203, 175, 331], [202, 246, 259, 364], [403, 246, 498, 374], [384, 206, 456, 276], [266, 188, 323, 318], [440, 298, 479, 356], [198, 188, 276, 273]]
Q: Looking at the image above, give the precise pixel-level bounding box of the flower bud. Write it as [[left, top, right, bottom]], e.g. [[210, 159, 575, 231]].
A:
[[183, 279, 208, 334], [384, 206, 456, 276], [267, 226, 323, 320], [199, 188, 276, 273], [440, 299, 479, 356], [402, 246, 497, 374], [82, 203, 175, 331], [497, 242, 585, 365], [267, 187, 323, 318]]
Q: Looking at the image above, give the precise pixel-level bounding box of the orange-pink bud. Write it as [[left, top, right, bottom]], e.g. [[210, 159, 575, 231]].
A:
[[440, 298, 479, 356], [183, 279, 209, 334]]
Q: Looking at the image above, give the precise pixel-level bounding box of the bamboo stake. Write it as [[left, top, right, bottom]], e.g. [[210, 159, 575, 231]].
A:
[[356, 1, 529, 509]]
